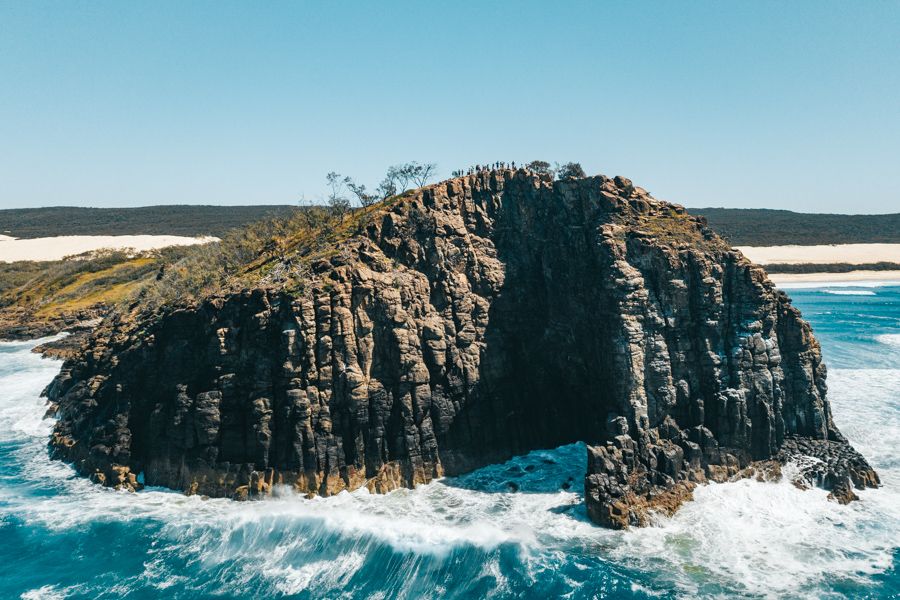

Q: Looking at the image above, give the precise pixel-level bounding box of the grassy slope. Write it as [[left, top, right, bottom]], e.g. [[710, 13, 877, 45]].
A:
[[0, 203, 335, 334], [146, 194, 411, 307], [0, 202, 352, 336], [0, 250, 173, 335], [31, 257, 158, 316]]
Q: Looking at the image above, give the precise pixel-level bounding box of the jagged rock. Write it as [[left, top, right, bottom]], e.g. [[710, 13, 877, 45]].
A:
[[1, 306, 105, 344], [44, 169, 878, 527], [777, 436, 879, 503]]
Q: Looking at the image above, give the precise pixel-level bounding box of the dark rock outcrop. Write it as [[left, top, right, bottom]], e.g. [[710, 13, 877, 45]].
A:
[[45, 170, 879, 527], [0, 307, 104, 343], [1, 306, 103, 359]]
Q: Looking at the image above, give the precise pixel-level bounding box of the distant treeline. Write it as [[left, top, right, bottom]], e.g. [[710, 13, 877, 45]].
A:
[[0, 205, 298, 239], [4, 204, 900, 248], [691, 208, 900, 246], [763, 262, 900, 274]]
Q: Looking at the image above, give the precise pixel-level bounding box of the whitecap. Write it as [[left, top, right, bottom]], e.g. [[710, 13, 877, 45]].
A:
[[263, 551, 364, 595], [20, 585, 68, 600], [876, 334, 900, 349], [824, 289, 876, 296]]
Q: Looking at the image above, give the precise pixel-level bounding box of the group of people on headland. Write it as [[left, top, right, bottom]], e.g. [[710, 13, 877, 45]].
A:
[[450, 160, 586, 182], [451, 161, 519, 177]]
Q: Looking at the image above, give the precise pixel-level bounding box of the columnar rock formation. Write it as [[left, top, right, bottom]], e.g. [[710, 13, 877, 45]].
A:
[[45, 170, 878, 527]]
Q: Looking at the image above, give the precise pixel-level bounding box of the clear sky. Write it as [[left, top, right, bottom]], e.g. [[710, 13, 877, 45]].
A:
[[1, 1, 898, 213]]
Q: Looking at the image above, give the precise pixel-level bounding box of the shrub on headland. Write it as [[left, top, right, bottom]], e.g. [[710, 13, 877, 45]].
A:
[[137, 205, 352, 308]]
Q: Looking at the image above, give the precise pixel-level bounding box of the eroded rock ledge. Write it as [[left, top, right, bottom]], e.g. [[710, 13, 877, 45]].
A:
[[44, 170, 879, 527]]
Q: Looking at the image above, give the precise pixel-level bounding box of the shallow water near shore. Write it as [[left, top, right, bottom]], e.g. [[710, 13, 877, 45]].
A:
[[1, 286, 898, 599]]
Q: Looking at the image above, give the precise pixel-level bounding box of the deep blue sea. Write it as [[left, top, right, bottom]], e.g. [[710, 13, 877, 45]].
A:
[[1, 284, 898, 599]]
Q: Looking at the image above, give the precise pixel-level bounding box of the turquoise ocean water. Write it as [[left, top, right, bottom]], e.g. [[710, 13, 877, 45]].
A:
[[1, 284, 898, 599]]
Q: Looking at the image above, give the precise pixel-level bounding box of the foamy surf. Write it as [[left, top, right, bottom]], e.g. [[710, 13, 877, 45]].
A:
[[877, 334, 900, 349], [2, 290, 899, 600], [609, 368, 900, 598], [824, 289, 877, 296]]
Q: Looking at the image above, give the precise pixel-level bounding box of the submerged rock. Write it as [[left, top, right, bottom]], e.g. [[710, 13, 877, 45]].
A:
[[44, 169, 879, 527]]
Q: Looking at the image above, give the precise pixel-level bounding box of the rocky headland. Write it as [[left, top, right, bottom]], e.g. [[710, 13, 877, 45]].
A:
[[44, 169, 879, 528]]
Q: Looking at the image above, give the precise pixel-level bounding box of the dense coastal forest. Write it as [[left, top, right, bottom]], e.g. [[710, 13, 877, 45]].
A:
[[693, 208, 900, 246], [4, 205, 899, 246], [0, 205, 297, 238]]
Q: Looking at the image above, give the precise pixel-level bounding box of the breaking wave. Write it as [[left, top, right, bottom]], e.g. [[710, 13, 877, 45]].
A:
[[1, 310, 898, 598], [824, 289, 877, 296], [877, 333, 900, 349]]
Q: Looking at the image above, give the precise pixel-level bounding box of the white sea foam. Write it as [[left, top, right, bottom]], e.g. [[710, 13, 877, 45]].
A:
[[20, 585, 72, 600], [824, 289, 877, 296], [876, 333, 900, 349], [264, 551, 365, 595], [612, 466, 893, 595], [0, 339, 65, 440], [604, 368, 900, 598]]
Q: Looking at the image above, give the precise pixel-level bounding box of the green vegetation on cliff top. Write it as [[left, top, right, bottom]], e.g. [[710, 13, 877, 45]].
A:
[[0, 249, 173, 336], [0, 198, 403, 336]]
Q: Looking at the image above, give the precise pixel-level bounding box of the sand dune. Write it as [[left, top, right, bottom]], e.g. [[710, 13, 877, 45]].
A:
[[0, 235, 216, 262], [737, 243, 900, 265], [769, 270, 900, 286]]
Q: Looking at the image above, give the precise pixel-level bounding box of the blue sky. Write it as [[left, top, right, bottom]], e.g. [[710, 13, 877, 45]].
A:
[[1, 1, 898, 212]]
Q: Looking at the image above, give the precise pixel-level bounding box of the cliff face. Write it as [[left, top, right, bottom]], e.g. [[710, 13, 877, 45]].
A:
[[45, 170, 878, 527]]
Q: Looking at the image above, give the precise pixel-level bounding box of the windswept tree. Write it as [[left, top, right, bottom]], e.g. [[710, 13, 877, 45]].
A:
[[329, 161, 438, 210], [386, 164, 413, 193], [325, 171, 352, 218], [556, 162, 586, 179], [384, 162, 438, 194], [526, 160, 554, 177], [409, 162, 437, 187], [347, 181, 378, 208], [376, 177, 397, 199]]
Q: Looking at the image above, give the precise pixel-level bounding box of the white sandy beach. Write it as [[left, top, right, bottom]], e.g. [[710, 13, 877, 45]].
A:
[[769, 270, 900, 286], [0, 235, 216, 262], [734, 244, 900, 287], [737, 243, 900, 265]]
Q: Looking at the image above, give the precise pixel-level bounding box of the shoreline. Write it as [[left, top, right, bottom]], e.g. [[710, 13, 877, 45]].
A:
[[769, 270, 900, 287]]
